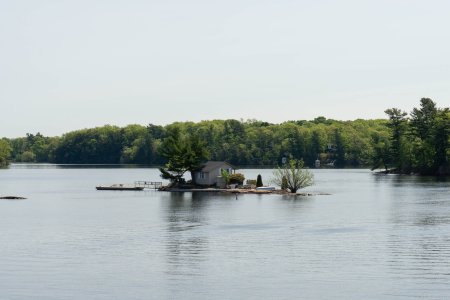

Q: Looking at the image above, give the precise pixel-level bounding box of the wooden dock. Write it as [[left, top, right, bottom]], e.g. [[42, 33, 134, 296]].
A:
[[134, 181, 163, 190]]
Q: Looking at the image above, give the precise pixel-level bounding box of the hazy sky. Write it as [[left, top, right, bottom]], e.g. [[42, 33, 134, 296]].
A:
[[1, 0, 449, 137]]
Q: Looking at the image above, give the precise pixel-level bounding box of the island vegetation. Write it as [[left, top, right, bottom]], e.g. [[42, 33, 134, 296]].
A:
[[1, 99, 448, 175], [372, 98, 449, 175], [272, 158, 314, 193]]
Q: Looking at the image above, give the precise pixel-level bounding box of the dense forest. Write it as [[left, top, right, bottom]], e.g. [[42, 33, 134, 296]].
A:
[[3, 118, 388, 168], [373, 98, 449, 175], [1, 99, 448, 175]]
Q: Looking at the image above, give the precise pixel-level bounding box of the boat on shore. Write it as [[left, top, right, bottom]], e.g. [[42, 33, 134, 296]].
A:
[[96, 184, 144, 191], [255, 186, 276, 191]]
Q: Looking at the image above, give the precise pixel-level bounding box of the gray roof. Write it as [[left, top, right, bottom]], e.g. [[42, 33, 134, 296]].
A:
[[200, 161, 234, 173]]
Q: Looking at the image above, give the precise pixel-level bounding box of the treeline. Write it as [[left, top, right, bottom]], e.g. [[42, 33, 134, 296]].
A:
[[373, 98, 449, 175], [1, 98, 447, 172], [4, 118, 389, 168]]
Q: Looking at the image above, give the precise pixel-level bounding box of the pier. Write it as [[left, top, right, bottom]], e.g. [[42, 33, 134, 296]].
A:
[[134, 181, 163, 190]]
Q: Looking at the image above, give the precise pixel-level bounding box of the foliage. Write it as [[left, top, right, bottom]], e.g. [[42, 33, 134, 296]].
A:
[[0, 139, 12, 167], [256, 174, 263, 187], [158, 126, 209, 184], [4, 116, 409, 169], [159, 167, 185, 184], [9, 133, 59, 163], [271, 159, 314, 193], [221, 169, 230, 184], [229, 173, 245, 185], [246, 179, 257, 185], [281, 176, 288, 190], [375, 98, 449, 175]]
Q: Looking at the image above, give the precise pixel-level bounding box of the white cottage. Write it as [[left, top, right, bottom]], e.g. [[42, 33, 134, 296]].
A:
[[194, 161, 235, 187]]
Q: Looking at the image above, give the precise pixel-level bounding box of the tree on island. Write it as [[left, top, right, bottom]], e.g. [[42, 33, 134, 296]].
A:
[[256, 174, 263, 187], [375, 98, 449, 175], [158, 127, 209, 185], [271, 158, 314, 193]]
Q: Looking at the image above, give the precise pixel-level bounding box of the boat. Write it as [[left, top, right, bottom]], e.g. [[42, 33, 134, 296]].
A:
[[255, 186, 276, 191], [96, 184, 144, 191]]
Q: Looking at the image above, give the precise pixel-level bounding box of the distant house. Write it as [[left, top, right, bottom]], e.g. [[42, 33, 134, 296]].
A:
[[194, 161, 235, 186]]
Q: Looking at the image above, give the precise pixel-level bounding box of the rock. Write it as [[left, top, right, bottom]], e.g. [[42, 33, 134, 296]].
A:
[[0, 196, 26, 200]]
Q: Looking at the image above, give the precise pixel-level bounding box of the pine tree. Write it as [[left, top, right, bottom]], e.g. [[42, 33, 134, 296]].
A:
[[256, 174, 263, 187]]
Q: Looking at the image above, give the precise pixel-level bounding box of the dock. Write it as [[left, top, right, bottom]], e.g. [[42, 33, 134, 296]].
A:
[[96, 181, 163, 191], [134, 181, 163, 190]]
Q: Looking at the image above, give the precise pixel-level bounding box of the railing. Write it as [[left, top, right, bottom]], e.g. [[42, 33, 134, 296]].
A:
[[134, 181, 163, 190]]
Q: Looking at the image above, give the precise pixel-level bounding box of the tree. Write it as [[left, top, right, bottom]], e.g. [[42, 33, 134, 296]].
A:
[[220, 169, 230, 186], [256, 174, 263, 187], [409, 98, 439, 174], [384, 108, 408, 171], [334, 129, 346, 167], [433, 108, 450, 174], [370, 132, 391, 171], [0, 139, 12, 167], [271, 159, 314, 193], [382, 98, 448, 175], [158, 127, 209, 185]]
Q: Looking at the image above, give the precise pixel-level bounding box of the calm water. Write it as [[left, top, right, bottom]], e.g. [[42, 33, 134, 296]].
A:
[[0, 165, 449, 300]]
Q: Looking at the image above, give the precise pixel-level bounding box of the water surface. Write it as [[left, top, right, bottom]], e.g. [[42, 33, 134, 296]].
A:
[[0, 165, 449, 299]]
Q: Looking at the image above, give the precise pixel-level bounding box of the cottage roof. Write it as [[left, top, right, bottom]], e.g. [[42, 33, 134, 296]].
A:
[[200, 161, 234, 173]]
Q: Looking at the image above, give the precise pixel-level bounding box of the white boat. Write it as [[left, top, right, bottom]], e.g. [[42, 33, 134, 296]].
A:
[[255, 186, 276, 191]]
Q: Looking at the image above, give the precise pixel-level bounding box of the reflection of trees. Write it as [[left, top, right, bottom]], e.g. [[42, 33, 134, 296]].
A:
[[387, 179, 450, 293], [163, 192, 210, 276]]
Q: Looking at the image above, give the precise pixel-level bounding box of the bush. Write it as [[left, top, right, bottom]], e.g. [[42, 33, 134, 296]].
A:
[[281, 176, 288, 190], [271, 159, 314, 193], [246, 179, 257, 185], [229, 173, 245, 185]]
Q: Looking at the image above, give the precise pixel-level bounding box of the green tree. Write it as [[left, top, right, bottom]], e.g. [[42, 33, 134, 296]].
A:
[[334, 129, 346, 167], [384, 108, 408, 171], [370, 132, 391, 171], [158, 127, 209, 185], [409, 98, 439, 174], [256, 174, 263, 187], [433, 108, 450, 174], [271, 159, 314, 193], [220, 169, 230, 185], [0, 139, 12, 167]]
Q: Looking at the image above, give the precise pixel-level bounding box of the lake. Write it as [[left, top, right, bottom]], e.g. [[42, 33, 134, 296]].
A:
[[0, 165, 449, 300]]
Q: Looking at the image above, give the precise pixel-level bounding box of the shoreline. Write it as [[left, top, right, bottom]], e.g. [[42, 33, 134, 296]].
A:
[[159, 187, 330, 196]]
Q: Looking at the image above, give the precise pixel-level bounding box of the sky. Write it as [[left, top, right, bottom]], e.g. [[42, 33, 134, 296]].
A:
[[1, 0, 449, 138]]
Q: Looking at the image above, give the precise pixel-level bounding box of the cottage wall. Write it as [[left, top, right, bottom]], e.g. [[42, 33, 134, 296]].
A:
[[195, 172, 210, 186], [194, 162, 234, 186]]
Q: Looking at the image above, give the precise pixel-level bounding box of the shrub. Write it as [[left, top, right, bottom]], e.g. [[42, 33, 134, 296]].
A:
[[229, 173, 245, 185], [281, 176, 288, 190], [271, 159, 314, 193], [246, 179, 257, 185], [256, 174, 263, 187]]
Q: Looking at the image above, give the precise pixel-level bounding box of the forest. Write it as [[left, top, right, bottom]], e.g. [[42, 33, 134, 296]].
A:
[[1, 99, 448, 175]]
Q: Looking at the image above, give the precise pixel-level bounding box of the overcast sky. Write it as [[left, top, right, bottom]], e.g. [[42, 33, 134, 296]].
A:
[[1, 0, 449, 137]]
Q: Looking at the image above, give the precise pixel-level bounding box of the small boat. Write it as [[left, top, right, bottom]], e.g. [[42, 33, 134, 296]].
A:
[[96, 184, 144, 191], [255, 186, 276, 191]]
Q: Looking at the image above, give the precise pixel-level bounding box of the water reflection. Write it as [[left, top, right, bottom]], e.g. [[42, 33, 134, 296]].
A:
[[162, 193, 210, 277], [384, 174, 450, 297]]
